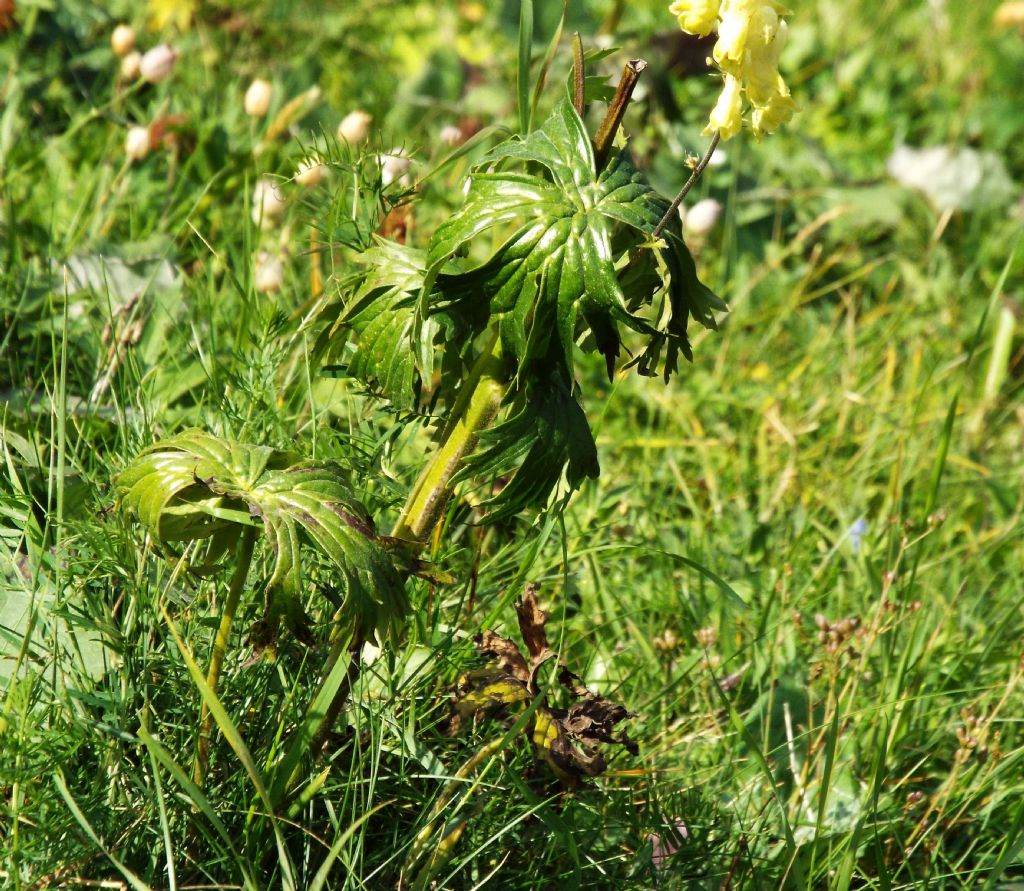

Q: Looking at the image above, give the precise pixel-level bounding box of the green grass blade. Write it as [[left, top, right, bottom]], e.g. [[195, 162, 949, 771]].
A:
[[53, 770, 153, 891], [517, 0, 534, 134], [161, 607, 297, 891]]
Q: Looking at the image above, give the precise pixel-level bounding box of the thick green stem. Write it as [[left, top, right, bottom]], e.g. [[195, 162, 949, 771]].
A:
[[194, 525, 258, 784], [303, 333, 507, 766], [392, 331, 506, 543]]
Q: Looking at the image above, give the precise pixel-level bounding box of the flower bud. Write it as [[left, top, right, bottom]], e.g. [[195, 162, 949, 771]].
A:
[[111, 24, 136, 57], [120, 50, 142, 80], [379, 149, 411, 186], [125, 126, 151, 162], [254, 251, 284, 294], [337, 110, 372, 144], [252, 177, 286, 228], [244, 78, 272, 117], [683, 198, 723, 237], [294, 157, 327, 187], [439, 124, 464, 148], [139, 44, 178, 84]]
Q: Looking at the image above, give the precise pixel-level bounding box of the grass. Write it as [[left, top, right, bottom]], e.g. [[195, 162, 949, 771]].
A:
[[2, 0, 1024, 887]]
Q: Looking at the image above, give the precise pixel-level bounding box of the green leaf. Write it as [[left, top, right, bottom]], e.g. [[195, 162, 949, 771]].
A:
[[451, 375, 598, 522], [428, 97, 724, 385], [310, 240, 428, 410], [115, 431, 408, 645]]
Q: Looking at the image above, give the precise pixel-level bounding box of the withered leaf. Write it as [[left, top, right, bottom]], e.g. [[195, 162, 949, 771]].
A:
[[564, 696, 639, 755], [451, 583, 638, 787], [515, 583, 554, 671], [475, 630, 530, 684]]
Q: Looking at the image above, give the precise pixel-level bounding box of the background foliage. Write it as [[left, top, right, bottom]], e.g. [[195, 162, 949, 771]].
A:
[[2, 0, 1023, 888]]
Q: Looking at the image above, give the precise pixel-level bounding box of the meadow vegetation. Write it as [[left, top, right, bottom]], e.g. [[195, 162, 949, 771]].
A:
[[1, 0, 1023, 888]]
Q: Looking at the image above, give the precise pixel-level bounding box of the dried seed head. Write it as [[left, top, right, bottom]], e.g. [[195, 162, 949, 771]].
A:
[[120, 51, 142, 80], [111, 24, 136, 57], [337, 109, 372, 144], [125, 126, 151, 162], [254, 251, 284, 294], [252, 177, 286, 228], [139, 44, 178, 84], [694, 626, 718, 648], [653, 628, 680, 651], [244, 78, 273, 117], [294, 157, 327, 187]]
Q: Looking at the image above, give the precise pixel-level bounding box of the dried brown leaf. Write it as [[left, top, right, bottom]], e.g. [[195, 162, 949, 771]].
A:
[[475, 630, 530, 683]]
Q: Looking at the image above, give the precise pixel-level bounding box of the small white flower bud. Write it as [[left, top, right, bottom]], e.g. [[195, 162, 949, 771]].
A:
[[254, 251, 284, 294], [439, 124, 464, 148], [120, 50, 142, 81], [244, 78, 272, 117], [125, 126, 151, 162], [252, 177, 286, 228], [337, 110, 372, 144], [111, 24, 136, 57], [294, 157, 327, 187], [379, 149, 411, 187], [139, 44, 178, 84], [682, 198, 723, 237]]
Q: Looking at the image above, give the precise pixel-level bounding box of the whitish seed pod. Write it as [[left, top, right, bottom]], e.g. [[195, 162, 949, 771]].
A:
[[140, 44, 178, 84], [120, 50, 142, 80], [439, 125, 464, 148], [244, 78, 272, 117], [682, 198, 722, 237], [379, 149, 411, 186], [337, 110, 372, 144], [254, 251, 284, 293], [111, 24, 136, 57], [294, 157, 327, 187], [125, 126, 151, 162], [252, 177, 286, 228]]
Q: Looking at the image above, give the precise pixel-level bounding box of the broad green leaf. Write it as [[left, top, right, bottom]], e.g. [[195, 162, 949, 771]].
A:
[[310, 240, 427, 410], [428, 97, 725, 385], [451, 376, 598, 522], [115, 431, 407, 645]]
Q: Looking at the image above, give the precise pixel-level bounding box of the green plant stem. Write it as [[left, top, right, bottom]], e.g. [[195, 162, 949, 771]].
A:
[[392, 331, 506, 543], [194, 525, 258, 785], [308, 636, 360, 755], [305, 333, 507, 762]]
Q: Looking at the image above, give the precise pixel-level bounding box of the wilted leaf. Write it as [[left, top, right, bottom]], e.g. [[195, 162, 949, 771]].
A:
[[451, 583, 636, 787]]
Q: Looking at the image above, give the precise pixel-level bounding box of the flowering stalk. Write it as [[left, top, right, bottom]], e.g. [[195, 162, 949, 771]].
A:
[[669, 0, 795, 139]]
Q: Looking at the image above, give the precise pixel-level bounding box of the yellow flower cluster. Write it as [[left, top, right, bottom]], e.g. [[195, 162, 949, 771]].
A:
[[669, 0, 795, 139]]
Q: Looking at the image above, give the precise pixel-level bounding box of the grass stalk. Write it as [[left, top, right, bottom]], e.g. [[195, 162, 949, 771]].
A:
[[194, 525, 258, 785]]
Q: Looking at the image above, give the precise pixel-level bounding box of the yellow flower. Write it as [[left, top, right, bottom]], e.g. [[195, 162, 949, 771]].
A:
[[751, 78, 795, 137], [668, 0, 721, 36], [705, 75, 743, 140], [672, 0, 794, 140]]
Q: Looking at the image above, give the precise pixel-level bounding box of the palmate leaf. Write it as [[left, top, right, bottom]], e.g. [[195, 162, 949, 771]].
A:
[[449, 375, 598, 522], [115, 431, 408, 645], [428, 96, 725, 384], [311, 240, 427, 411]]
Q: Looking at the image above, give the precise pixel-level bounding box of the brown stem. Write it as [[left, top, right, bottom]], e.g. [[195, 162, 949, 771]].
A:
[[593, 59, 647, 173], [652, 131, 721, 240], [572, 33, 585, 117]]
